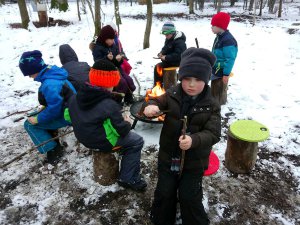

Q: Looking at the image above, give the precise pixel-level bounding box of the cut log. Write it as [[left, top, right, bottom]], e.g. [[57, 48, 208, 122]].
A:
[[225, 131, 258, 174], [37, 3, 48, 27], [93, 151, 119, 186], [163, 67, 178, 90], [211, 78, 228, 105]]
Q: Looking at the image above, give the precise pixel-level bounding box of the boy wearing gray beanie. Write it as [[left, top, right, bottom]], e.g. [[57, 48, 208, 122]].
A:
[[144, 47, 221, 225]]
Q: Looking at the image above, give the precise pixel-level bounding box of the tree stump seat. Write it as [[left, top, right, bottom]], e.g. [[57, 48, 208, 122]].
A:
[[225, 120, 269, 174], [92, 150, 119, 186], [162, 67, 179, 90]]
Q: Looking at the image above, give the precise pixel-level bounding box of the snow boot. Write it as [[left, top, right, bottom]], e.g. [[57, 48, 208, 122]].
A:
[[118, 178, 147, 192], [46, 144, 64, 165]]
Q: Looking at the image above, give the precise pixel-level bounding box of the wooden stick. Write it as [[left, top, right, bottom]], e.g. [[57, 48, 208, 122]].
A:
[[179, 116, 187, 178], [1, 107, 35, 120], [0, 129, 74, 169]]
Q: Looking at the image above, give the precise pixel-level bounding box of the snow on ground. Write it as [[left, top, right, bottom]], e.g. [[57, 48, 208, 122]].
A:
[[0, 1, 300, 225]]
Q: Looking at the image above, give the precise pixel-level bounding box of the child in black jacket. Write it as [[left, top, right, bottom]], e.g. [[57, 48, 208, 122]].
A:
[[68, 60, 146, 192]]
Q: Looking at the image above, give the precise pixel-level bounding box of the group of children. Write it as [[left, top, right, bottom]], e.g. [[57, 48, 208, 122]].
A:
[[18, 11, 237, 225]]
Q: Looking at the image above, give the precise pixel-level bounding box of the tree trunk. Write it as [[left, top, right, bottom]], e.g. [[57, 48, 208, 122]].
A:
[[37, 3, 48, 27], [268, 0, 276, 13], [17, 0, 30, 29], [278, 0, 283, 17], [249, 0, 254, 11], [94, 0, 101, 37], [211, 78, 228, 105], [143, 0, 152, 49], [189, 0, 194, 14], [217, 0, 222, 12], [258, 0, 263, 16], [230, 0, 235, 6], [77, 0, 81, 21], [163, 67, 178, 90], [199, 0, 204, 10], [93, 151, 119, 186], [114, 0, 122, 33], [0, 0, 5, 6], [225, 131, 258, 174], [243, 0, 248, 10]]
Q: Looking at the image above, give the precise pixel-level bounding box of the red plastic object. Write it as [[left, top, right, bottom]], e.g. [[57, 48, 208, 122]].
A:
[[203, 151, 220, 176]]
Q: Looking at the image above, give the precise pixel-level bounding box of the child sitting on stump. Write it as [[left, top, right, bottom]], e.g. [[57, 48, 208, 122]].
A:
[[68, 59, 147, 192], [144, 48, 221, 225], [19, 50, 76, 164]]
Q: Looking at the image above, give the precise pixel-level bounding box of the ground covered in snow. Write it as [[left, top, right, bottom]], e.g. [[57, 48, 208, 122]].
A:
[[0, 1, 300, 225]]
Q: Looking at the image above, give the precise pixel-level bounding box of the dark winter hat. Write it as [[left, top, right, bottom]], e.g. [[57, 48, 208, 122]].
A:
[[97, 25, 116, 44], [89, 60, 120, 88], [178, 47, 216, 84], [161, 21, 176, 35], [19, 50, 47, 76], [211, 12, 231, 30]]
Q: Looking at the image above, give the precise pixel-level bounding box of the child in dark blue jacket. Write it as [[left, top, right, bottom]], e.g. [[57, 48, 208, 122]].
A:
[[211, 12, 238, 105], [19, 50, 76, 164], [68, 60, 147, 192]]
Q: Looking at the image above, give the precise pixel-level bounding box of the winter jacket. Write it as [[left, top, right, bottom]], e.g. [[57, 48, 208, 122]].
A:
[[212, 30, 238, 78], [59, 44, 90, 91], [92, 42, 123, 67], [148, 84, 221, 171], [160, 31, 187, 67], [35, 65, 76, 124], [68, 83, 131, 151]]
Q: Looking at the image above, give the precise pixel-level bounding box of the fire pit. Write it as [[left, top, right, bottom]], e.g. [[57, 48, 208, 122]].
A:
[[130, 100, 163, 129], [130, 82, 166, 129]]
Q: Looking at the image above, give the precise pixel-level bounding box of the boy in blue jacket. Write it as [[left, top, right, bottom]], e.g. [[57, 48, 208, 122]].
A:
[[68, 59, 147, 192], [211, 12, 238, 105], [19, 50, 76, 164]]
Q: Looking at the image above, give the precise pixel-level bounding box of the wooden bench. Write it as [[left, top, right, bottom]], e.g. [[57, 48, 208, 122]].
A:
[[225, 120, 269, 174]]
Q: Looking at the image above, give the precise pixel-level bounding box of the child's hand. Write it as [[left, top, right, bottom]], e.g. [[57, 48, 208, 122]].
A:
[[123, 114, 132, 124], [107, 52, 113, 60], [178, 135, 192, 150], [28, 116, 38, 125], [143, 105, 160, 117], [223, 76, 229, 84]]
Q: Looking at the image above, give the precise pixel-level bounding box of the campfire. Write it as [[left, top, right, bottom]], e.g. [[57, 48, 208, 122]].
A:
[[129, 81, 167, 129]]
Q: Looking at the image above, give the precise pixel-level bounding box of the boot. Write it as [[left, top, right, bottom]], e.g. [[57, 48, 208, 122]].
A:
[[118, 178, 147, 192], [46, 144, 64, 164]]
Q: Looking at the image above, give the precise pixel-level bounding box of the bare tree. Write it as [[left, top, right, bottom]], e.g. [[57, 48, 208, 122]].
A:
[[217, 0, 222, 12], [258, 0, 263, 16], [268, 0, 276, 13], [94, 0, 101, 36], [143, 0, 152, 49], [189, 0, 194, 14], [77, 0, 81, 21], [278, 0, 283, 17], [114, 0, 122, 33], [17, 0, 30, 29], [249, 0, 254, 11], [199, 0, 205, 10]]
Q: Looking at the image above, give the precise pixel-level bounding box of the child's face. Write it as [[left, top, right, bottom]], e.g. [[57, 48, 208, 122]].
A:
[[211, 26, 223, 34], [105, 38, 114, 46], [182, 77, 205, 96]]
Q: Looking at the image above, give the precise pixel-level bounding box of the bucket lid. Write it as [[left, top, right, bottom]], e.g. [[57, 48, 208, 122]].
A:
[[230, 120, 269, 142], [203, 151, 220, 176]]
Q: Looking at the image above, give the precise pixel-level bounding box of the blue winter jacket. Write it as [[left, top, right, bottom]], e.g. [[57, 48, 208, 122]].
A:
[[212, 30, 238, 78], [34, 65, 76, 124]]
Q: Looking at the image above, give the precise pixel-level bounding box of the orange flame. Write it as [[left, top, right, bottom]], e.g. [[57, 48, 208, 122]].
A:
[[156, 65, 163, 77], [145, 82, 166, 102]]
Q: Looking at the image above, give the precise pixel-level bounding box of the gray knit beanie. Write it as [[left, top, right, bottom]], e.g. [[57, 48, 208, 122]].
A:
[[178, 47, 216, 84]]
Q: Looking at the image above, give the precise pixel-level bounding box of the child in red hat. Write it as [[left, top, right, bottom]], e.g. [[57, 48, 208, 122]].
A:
[[211, 12, 238, 105]]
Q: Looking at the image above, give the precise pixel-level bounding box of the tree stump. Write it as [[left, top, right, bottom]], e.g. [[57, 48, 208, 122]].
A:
[[37, 3, 48, 27], [93, 151, 119, 186], [225, 120, 269, 174], [163, 67, 178, 90], [211, 78, 228, 105], [225, 131, 258, 173]]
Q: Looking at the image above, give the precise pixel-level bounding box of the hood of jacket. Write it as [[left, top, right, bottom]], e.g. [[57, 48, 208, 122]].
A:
[[59, 44, 79, 65], [35, 65, 68, 83], [76, 83, 112, 110]]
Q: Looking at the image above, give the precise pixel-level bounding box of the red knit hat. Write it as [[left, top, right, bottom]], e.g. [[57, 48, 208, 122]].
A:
[[211, 12, 231, 30], [97, 25, 116, 44], [89, 60, 120, 88]]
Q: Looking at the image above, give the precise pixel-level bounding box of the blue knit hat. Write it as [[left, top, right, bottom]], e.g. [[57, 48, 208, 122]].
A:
[[19, 50, 47, 76], [161, 21, 176, 35]]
